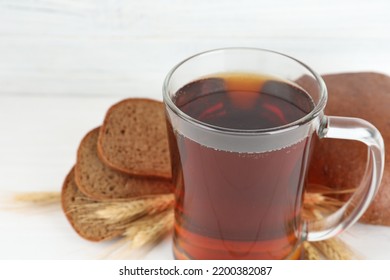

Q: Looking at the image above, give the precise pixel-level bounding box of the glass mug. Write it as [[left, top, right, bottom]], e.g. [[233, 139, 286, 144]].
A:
[[162, 48, 384, 260]]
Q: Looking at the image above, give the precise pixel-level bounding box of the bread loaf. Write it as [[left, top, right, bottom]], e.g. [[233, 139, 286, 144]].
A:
[[61, 168, 126, 241], [75, 127, 172, 200], [97, 98, 171, 179], [307, 72, 390, 225]]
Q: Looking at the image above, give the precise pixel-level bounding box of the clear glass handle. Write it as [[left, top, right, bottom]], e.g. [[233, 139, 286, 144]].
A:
[[306, 116, 385, 241]]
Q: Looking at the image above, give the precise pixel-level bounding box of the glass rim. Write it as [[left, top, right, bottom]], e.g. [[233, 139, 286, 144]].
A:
[[163, 47, 328, 135]]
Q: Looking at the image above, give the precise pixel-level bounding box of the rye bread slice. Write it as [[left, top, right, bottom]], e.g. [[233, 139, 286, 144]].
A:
[[307, 72, 390, 225], [75, 127, 172, 200], [97, 98, 171, 179], [61, 168, 125, 241]]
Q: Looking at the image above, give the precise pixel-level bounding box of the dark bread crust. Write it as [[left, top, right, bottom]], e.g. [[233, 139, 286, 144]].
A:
[[307, 72, 390, 225], [75, 127, 173, 200], [61, 168, 125, 241], [97, 98, 171, 179]]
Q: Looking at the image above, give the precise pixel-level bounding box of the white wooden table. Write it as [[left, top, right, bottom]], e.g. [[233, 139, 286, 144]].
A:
[[0, 0, 390, 259]]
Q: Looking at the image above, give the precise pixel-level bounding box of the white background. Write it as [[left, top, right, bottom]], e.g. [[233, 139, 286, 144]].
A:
[[0, 0, 389, 259]]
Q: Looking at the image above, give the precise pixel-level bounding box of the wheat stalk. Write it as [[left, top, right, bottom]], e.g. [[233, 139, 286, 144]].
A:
[[124, 210, 174, 248], [303, 242, 324, 260], [302, 186, 358, 260], [13, 192, 61, 204], [66, 194, 174, 232], [9, 188, 358, 259], [311, 238, 357, 260], [95, 194, 174, 223]]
